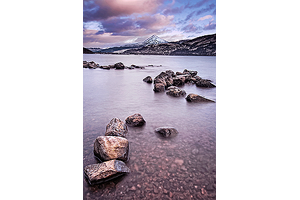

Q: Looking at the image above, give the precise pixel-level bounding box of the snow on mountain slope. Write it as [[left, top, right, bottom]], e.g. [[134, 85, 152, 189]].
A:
[[142, 35, 168, 46]]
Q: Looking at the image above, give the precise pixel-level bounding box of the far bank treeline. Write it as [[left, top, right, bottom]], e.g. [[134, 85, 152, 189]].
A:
[[83, 34, 216, 56]]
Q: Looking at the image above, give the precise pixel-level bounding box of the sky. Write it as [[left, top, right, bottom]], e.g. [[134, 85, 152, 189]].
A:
[[83, 0, 216, 48]]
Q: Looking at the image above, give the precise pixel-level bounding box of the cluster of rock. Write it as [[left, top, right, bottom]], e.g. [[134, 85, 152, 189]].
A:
[[143, 69, 216, 102], [84, 114, 180, 185], [84, 117, 131, 185], [83, 61, 162, 70]]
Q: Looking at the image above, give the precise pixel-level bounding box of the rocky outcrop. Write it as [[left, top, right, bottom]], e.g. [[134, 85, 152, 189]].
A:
[[125, 113, 146, 127], [155, 127, 178, 137], [105, 118, 128, 138], [143, 76, 153, 83], [151, 69, 216, 92], [84, 160, 130, 185], [166, 86, 186, 97], [186, 93, 215, 103], [94, 136, 129, 162]]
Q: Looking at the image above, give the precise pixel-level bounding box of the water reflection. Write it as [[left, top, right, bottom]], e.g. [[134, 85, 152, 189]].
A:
[[83, 55, 216, 199]]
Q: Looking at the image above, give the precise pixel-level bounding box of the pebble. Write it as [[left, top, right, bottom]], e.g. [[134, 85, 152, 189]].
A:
[[175, 158, 184, 165], [129, 186, 136, 191]]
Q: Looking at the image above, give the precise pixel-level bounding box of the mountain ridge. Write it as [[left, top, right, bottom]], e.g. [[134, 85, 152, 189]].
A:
[[84, 34, 216, 56]]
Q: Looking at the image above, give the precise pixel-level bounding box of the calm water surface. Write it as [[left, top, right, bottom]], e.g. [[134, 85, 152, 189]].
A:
[[83, 54, 216, 200]]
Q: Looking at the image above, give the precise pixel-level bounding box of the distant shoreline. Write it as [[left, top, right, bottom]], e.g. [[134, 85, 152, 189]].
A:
[[83, 52, 216, 56]]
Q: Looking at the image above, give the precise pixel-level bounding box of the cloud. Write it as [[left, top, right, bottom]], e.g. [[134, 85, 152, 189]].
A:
[[83, 0, 165, 21], [185, 11, 196, 21], [185, 0, 211, 9], [203, 21, 216, 30], [196, 3, 215, 16], [136, 14, 174, 30], [162, 6, 184, 15], [198, 15, 213, 21], [181, 23, 203, 33], [85, 13, 174, 38]]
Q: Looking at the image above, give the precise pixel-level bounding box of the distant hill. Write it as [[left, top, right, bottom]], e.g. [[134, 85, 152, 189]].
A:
[[83, 47, 94, 54], [91, 35, 168, 53], [123, 34, 216, 56]]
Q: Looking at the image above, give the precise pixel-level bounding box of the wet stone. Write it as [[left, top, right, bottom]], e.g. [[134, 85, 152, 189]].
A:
[[105, 117, 128, 138], [84, 160, 130, 185]]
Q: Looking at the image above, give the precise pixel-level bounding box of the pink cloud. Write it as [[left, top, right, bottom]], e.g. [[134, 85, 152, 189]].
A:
[[84, 0, 165, 21], [198, 15, 213, 21]]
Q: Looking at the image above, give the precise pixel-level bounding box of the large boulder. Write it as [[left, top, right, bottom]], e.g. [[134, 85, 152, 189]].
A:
[[166, 86, 186, 97], [105, 118, 128, 138], [84, 160, 130, 185], [114, 62, 125, 69], [94, 136, 129, 162], [153, 83, 165, 92], [143, 76, 153, 83], [125, 113, 146, 126], [186, 93, 215, 102], [154, 71, 173, 87], [155, 127, 178, 137]]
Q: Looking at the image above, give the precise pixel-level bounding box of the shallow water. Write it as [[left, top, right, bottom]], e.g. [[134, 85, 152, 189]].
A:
[[83, 54, 216, 199]]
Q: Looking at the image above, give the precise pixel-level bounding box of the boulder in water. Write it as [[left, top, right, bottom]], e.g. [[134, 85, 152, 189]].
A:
[[143, 76, 153, 83], [186, 93, 215, 102], [105, 118, 128, 138], [125, 113, 146, 127], [114, 62, 125, 69], [166, 86, 186, 97], [195, 79, 216, 88], [155, 127, 178, 137], [153, 83, 165, 92], [94, 136, 129, 162], [84, 160, 130, 185]]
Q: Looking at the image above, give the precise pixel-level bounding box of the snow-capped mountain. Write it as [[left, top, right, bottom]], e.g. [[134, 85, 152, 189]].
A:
[[91, 35, 168, 53], [142, 35, 168, 46]]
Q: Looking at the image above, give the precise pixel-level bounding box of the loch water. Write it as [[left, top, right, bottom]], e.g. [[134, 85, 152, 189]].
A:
[[83, 54, 216, 199]]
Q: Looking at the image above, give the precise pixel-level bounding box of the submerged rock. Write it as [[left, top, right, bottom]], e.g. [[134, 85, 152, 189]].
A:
[[166, 86, 186, 97], [105, 118, 128, 138], [143, 76, 153, 83], [125, 113, 146, 127], [185, 93, 215, 102], [155, 127, 178, 137], [94, 136, 129, 162], [84, 160, 130, 185]]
